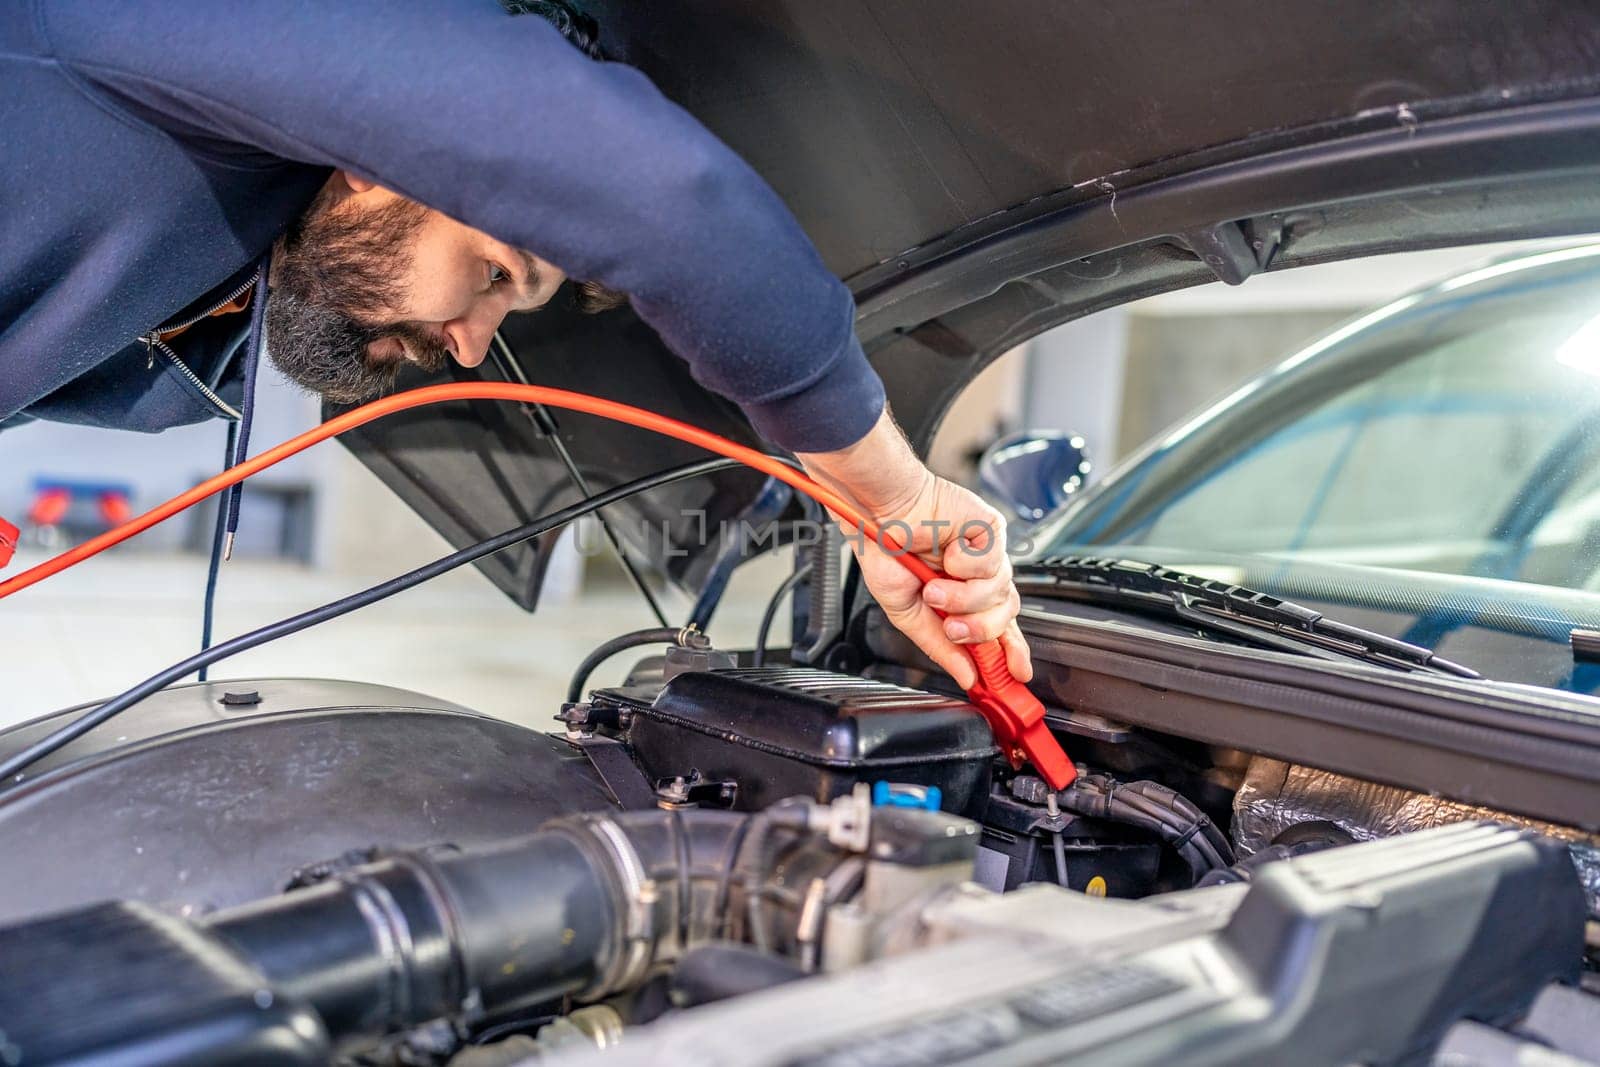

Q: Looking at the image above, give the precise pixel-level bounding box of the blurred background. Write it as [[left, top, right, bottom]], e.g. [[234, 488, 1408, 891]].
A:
[[0, 241, 1549, 729]]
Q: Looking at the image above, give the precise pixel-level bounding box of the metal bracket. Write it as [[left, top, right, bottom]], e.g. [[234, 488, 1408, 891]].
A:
[[654, 770, 738, 809], [572, 734, 658, 810]]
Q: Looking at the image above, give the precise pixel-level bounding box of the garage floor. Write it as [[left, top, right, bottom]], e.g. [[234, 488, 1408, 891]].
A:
[[0, 547, 789, 734]]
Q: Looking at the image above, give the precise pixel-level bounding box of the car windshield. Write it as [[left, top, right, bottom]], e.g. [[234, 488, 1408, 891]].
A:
[[1031, 244, 1600, 694]]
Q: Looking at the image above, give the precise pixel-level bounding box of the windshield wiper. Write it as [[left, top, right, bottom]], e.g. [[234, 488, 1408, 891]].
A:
[[1015, 555, 1480, 679]]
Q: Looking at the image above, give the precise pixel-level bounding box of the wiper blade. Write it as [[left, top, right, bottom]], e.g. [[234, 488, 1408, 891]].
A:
[[1015, 555, 1480, 679]]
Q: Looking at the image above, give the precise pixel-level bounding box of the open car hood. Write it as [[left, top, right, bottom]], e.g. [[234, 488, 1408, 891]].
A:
[[335, 0, 1600, 610]]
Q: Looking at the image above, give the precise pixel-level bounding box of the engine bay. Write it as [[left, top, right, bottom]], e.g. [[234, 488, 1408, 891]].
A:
[[2, 649, 1598, 1067]]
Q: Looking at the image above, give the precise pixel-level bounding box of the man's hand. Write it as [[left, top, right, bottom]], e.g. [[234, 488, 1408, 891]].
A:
[[797, 409, 1032, 691]]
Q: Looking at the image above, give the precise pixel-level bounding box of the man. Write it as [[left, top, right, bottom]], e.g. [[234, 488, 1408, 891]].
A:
[[0, 0, 1030, 689]]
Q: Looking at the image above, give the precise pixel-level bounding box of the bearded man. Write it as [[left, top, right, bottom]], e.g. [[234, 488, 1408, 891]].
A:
[[0, 0, 1031, 687]]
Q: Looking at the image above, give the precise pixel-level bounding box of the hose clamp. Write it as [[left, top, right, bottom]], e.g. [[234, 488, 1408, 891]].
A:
[[584, 817, 659, 996]]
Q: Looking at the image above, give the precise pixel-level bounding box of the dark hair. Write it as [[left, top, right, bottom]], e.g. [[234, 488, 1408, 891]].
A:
[[499, 0, 606, 60], [574, 278, 628, 313]]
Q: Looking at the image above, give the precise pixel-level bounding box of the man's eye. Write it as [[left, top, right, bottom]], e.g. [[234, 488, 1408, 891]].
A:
[[488, 264, 510, 286]]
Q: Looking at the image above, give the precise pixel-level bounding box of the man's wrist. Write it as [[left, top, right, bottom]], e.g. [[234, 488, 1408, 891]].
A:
[[796, 406, 929, 518]]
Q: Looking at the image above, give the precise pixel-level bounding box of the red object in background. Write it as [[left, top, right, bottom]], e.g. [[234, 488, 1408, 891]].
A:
[[28, 488, 71, 527], [97, 491, 133, 526], [0, 515, 17, 568]]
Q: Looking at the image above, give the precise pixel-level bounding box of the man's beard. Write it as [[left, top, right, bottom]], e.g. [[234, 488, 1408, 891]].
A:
[[264, 291, 451, 404], [265, 191, 451, 404]]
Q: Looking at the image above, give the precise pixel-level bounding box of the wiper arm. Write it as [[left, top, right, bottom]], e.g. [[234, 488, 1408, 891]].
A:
[[1015, 555, 1480, 679]]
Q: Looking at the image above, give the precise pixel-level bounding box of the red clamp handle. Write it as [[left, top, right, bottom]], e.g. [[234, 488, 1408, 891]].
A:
[[964, 640, 1077, 790], [873, 528, 1076, 789], [0, 516, 17, 569]]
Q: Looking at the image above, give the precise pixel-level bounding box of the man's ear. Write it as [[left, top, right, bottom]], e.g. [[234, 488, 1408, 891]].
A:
[[339, 170, 380, 195]]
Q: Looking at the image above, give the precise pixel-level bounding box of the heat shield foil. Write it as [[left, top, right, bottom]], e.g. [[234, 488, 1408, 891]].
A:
[[1233, 757, 1600, 915]]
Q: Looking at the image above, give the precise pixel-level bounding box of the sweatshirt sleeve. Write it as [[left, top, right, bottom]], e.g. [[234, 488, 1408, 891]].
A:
[[38, 0, 885, 453]]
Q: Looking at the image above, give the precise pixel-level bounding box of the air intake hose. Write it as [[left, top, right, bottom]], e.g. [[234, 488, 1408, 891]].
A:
[[207, 810, 749, 1044]]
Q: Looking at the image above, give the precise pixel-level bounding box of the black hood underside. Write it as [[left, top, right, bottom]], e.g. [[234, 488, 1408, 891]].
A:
[[336, 0, 1600, 610]]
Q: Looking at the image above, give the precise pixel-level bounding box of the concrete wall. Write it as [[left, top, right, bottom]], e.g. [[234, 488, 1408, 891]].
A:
[[925, 349, 1025, 482], [924, 310, 1131, 485], [1021, 308, 1129, 468], [928, 308, 1351, 492], [1115, 309, 1351, 457]]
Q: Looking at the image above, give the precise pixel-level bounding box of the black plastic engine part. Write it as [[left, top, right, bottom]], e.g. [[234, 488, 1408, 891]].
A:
[[672, 942, 807, 1007], [1269, 819, 1357, 852], [597, 667, 998, 815], [1055, 773, 1235, 885], [0, 902, 331, 1066], [976, 789, 1163, 895], [211, 830, 621, 1039], [1194, 820, 1356, 888], [0, 809, 768, 1065]]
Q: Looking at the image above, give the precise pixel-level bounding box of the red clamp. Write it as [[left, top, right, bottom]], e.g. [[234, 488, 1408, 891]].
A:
[[0, 515, 18, 569], [884, 538, 1076, 789], [964, 640, 1077, 789]]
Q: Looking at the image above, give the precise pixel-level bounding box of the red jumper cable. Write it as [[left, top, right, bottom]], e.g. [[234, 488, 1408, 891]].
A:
[[0, 383, 1076, 788]]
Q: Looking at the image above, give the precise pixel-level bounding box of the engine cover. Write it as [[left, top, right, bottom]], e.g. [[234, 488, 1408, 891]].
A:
[[595, 667, 999, 815], [0, 678, 614, 924], [566, 822, 1589, 1067]]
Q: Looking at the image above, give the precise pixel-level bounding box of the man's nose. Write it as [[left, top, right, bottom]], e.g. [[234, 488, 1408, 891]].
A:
[[445, 309, 507, 369]]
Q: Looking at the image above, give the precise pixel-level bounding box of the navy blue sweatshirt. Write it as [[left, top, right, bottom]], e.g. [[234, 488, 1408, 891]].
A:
[[0, 0, 884, 452]]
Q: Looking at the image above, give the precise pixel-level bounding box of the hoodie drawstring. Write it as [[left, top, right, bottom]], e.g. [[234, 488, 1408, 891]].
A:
[[223, 250, 270, 560], [197, 419, 240, 682], [197, 251, 268, 679]]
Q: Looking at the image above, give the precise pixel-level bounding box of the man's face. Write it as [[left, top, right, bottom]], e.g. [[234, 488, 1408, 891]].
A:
[[266, 173, 567, 403]]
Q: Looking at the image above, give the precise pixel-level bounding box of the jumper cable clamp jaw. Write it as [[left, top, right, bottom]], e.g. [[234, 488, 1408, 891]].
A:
[[963, 640, 1076, 790]]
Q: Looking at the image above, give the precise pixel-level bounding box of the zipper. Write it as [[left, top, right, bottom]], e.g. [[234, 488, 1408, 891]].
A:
[[138, 269, 260, 420], [151, 272, 260, 341], [141, 335, 243, 420]]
